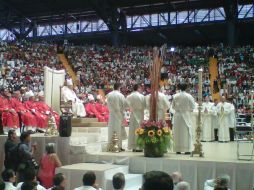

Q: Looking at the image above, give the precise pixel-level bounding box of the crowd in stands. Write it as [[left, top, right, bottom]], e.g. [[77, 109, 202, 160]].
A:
[[0, 41, 63, 94], [216, 45, 254, 112], [64, 45, 212, 99], [0, 40, 253, 113]]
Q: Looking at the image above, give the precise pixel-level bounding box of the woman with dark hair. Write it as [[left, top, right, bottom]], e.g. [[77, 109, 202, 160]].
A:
[[37, 143, 62, 188], [1, 169, 16, 190]]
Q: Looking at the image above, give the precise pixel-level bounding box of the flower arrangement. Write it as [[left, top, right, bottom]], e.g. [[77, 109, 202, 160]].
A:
[[135, 120, 173, 157]]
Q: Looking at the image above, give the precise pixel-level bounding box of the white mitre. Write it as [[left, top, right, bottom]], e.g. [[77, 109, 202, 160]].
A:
[[66, 79, 73, 86], [25, 90, 35, 98], [88, 94, 95, 101]]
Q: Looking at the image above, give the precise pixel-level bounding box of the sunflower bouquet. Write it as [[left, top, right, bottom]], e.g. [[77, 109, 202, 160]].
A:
[[135, 120, 173, 157]]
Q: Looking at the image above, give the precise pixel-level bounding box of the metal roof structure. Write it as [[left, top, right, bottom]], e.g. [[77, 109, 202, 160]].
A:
[[0, 0, 254, 45]]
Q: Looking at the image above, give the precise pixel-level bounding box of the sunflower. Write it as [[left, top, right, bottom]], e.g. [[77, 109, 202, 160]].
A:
[[157, 129, 162, 136], [148, 130, 155, 137], [135, 128, 140, 135], [163, 127, 169, 133], [139, 128, 144, 135]]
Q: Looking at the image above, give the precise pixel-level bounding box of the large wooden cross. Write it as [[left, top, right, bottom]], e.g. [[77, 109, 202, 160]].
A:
[[149, 45, 166, 121]]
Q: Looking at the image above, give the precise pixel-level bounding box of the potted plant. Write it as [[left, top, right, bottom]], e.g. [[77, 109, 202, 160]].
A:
[[135, 120, 173, 157]]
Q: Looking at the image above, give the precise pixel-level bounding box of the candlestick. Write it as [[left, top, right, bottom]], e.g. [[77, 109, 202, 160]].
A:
[[191, 68, 204, 157], [198, 68, 203, 105]]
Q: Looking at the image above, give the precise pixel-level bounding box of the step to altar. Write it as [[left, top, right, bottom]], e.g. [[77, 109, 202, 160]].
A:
[[71, 118, 98, 123], [56, 163, 129, 190], [71, 127, 129, 136], [72, 121, 107, 127]]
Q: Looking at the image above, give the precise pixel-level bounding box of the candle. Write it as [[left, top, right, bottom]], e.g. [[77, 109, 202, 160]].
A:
[[198, 68, 203, 105]]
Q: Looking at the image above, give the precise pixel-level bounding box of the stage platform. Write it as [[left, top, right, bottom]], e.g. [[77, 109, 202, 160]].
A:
[[1, 128, 254, 190]]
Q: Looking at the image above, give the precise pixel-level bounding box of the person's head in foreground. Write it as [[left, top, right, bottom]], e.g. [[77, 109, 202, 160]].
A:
[[53, 173, 66, 189], [142, 171, 173, 190], [112, 172, 125, 190], [171, 171, 183, 186], [7, 129, 17, 141], [20, 131, 32, 143], [23, 168, 37, 182], [175, 181, 190, 190], [0, 169, 16, 190], [21, 181, 38, 190], [215, 174, 230, 189], [83, 171, 96, 187], [45, 143, 56, 154]]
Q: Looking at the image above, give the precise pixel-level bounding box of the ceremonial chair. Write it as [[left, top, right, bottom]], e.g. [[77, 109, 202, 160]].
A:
[[236, 124, 254, 161], [59, 86, 73, 115]]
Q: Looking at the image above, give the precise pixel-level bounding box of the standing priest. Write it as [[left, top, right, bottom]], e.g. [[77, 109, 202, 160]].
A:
[[106, 83, 127, 151], [172, 83, 195, 154], [201, 96, 215, 141], [146, 89, 171, 122], [217, 96, 231, 142], [126, 84, 146, 152]]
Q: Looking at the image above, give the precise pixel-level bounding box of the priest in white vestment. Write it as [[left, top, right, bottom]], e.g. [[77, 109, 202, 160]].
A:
[[126, 84, 146, 151], [146, 91, 171, 122], [61, 79, 86, 117], [217, 96, 231, 142], [211, 99, 220, 141], [201, 96, 215, 141], [228, 100, 236, 141], [172, 83, 195, 154], [106, 83, 127, 151]]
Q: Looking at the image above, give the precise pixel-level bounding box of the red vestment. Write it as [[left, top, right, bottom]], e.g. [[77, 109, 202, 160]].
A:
[[0, 97, 20, 129], [95, 102, 109, 122], [11, 98, 37, 127], [23, 100, 48, 129], [35, 101, 60, 127], [85, 103, 105, 122]]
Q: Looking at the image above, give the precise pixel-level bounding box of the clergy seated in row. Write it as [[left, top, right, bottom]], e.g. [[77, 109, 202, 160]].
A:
[[23, 91, 60, 131], [85, 94, 108, 122], [61, 79, 86, 118]]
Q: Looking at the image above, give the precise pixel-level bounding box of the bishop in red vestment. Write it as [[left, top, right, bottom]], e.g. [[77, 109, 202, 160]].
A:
[[0, 91, 20, 134], [35, 95, 60, 127], [95, 99, 109, 122], [85, 95, 106, 122], [23, 92, 48, 129], [12, 91, 37, 130]]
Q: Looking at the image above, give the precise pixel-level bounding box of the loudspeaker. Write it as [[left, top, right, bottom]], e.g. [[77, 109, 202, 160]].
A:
[[59, 115, 72, 137]]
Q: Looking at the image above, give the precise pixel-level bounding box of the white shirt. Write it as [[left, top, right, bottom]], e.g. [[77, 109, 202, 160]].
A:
[[4, 182, 16, 190], [73, 186, 97, 190], [16, 182, 46, 190]]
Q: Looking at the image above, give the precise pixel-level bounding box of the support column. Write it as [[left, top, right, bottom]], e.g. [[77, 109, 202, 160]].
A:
[[33, 21, 37, 37], [227, 20, 236, 46], [224, 0, 238, 46], [111, 30, 120, 47]]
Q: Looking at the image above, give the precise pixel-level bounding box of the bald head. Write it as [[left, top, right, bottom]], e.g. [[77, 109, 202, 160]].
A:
[[221, 96, 226, 103], [171, 172, 183, 185], [175, 181, 190, 190]]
